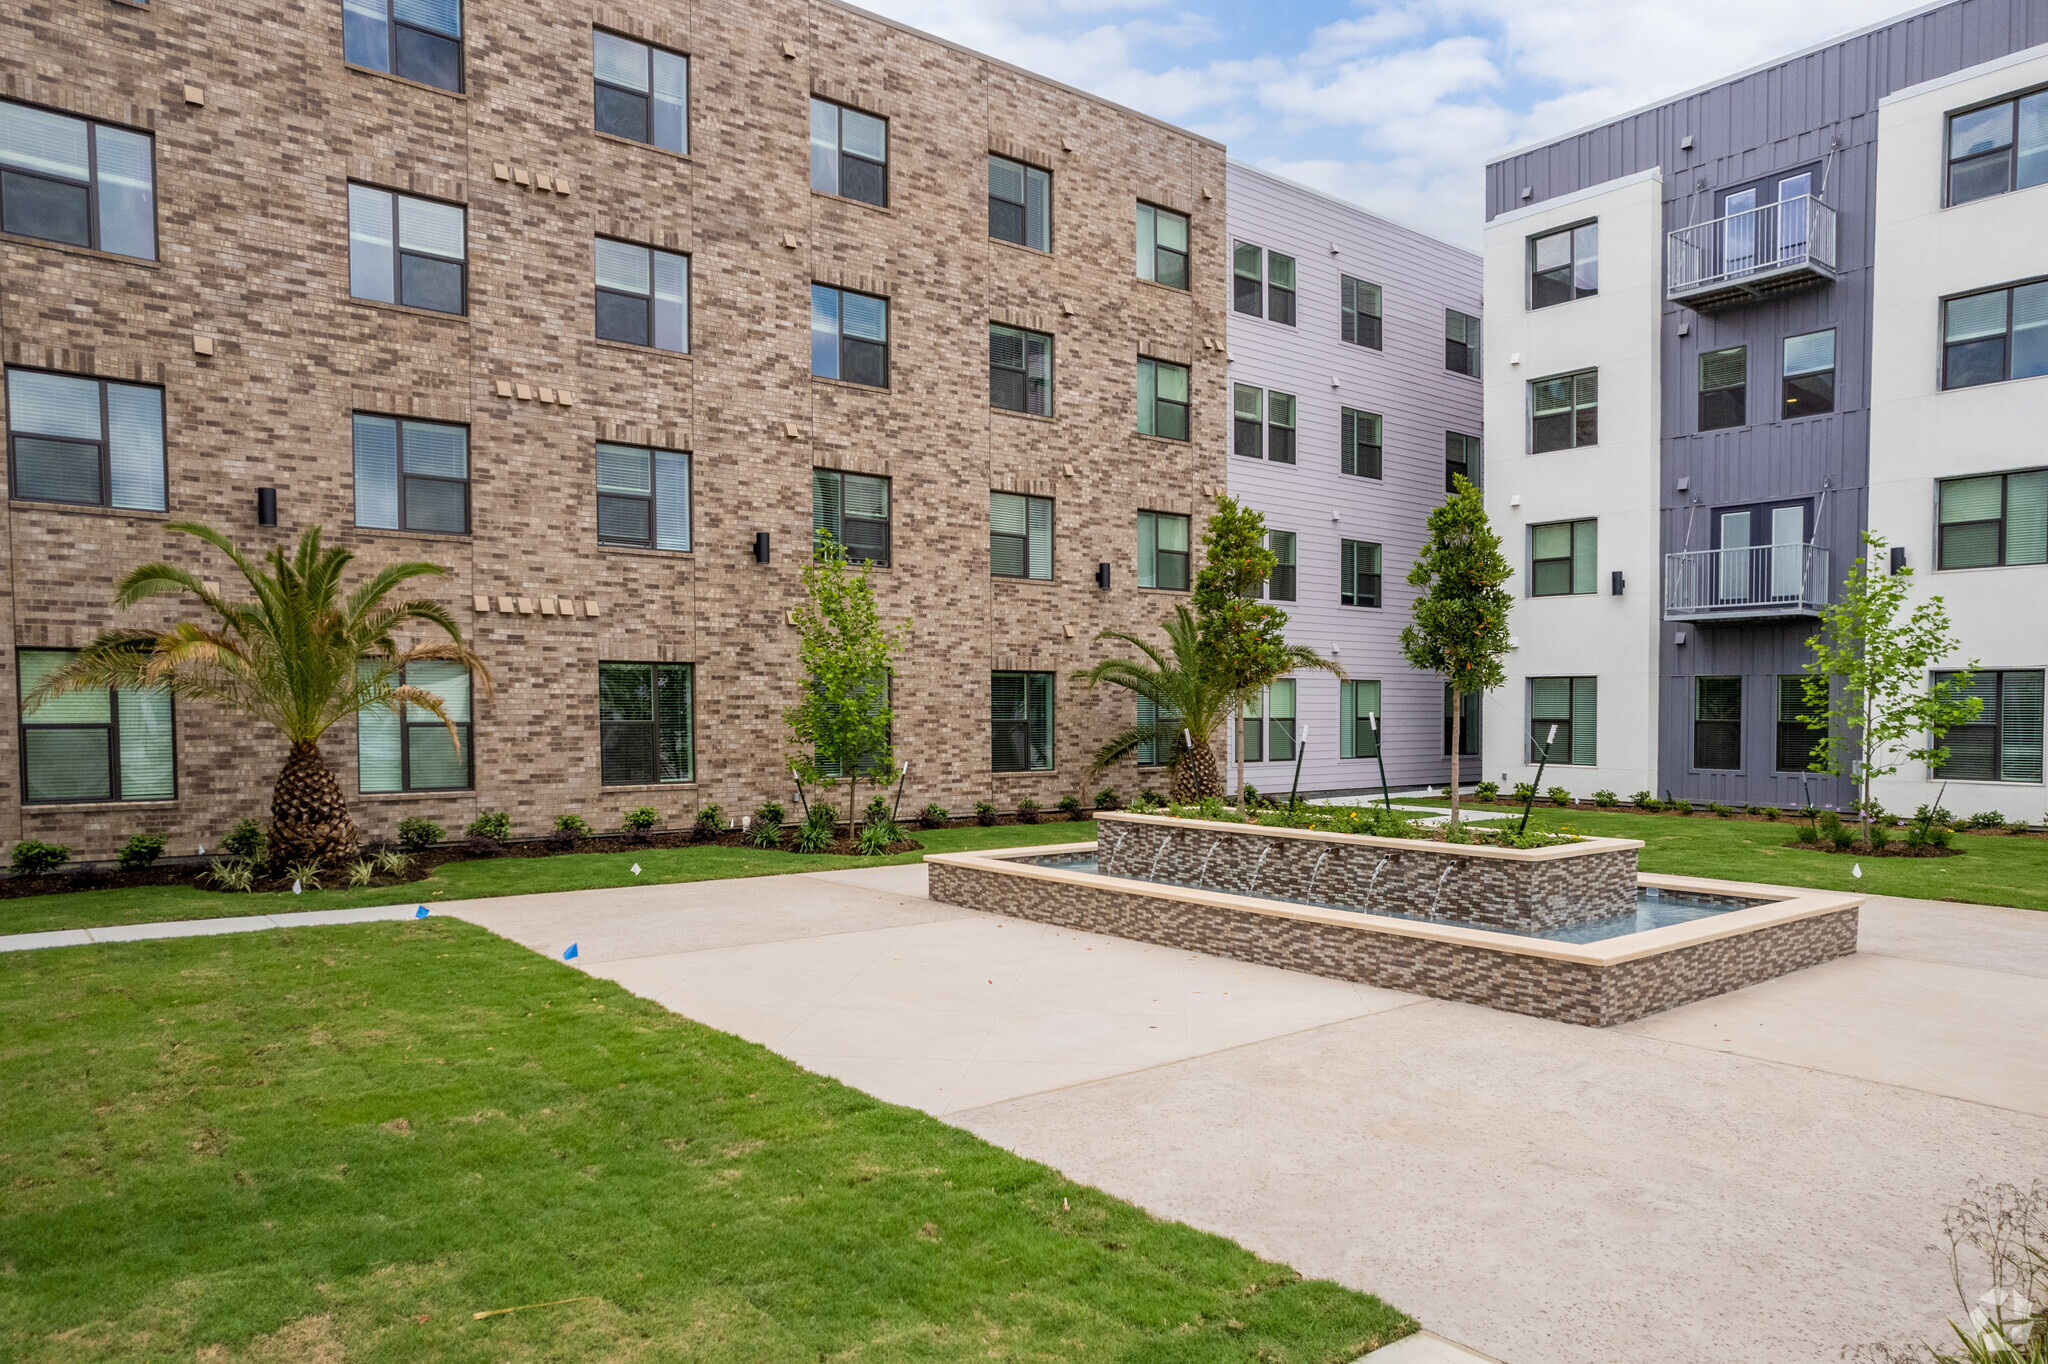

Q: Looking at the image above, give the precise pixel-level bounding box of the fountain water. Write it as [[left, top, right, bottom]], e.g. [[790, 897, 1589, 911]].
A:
[[1428, 862, 1457, 917], [1305, 849, 1330, 899], [1360, 856, 1390, 913], [1194, 838, 1222, 885], [1148, 831, 1174, 880], [1245, 843, 1273, 896]]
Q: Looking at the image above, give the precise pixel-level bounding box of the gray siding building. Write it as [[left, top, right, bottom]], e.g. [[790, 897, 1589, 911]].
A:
[[1224, 161, 1484, 799]]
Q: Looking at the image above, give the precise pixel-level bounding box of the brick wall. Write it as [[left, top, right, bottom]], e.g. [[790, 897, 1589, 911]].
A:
[[0, 0, 1229, 856]]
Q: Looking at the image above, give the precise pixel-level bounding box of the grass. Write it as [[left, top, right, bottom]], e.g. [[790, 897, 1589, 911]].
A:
[[0, 822, 1100, 937], [1415, 802, 2048, 910], [0, 919, 1411, 1362]]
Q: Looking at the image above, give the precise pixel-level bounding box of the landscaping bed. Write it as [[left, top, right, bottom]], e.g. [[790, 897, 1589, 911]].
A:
[[0, 918, 1412, 1363]]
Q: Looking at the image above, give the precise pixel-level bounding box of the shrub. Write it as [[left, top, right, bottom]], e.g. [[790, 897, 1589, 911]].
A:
[[1763, 805, 1782, 821], [1867, 819, 1890, 851], [792, 805, 836, 853], [856, 820, 893, 856], [747, 819, 784, 849], [1965, 810, 2005, 829], [10, 840, 71, 876], [1929, 825, 1954, 848], [346, 858, 377, 888], [1058, 794, 1084, 820], [862, 794, 891, 826], [553, 812, 592, 840], [284, 861, 324, 889], [1592, 789, 1618, 808], [1914, 804, 1956, 827], [1855, 799, 1889, 824], [466, 833, 501, 857], [691, 803, 724, 839], [1709, 802, 1733, 819], [221, 817, 269, 866], [1474, 781, 1499, 802], [974, 801, 997, 827], [396, 816, 444, 852], [206, 857, 256, 892], [1816, 808, 1843, 838], [918, 802, 948, 830], [1016, 798, 1041, 825], [466, 809, 513, 842], [116, 832, 168, 871], [1829, 824, 1856, 850], [754, 801, 787, 830], [1093, 787, 1121, 811], [1511, 782, 1535, 803], [2006, 819, 2033, 835], [376, 847, 412, 876], [1630, 791, 1654, 809], [1670, 799, 1694, 817], [622, 806, 661, 838], [1546, 786, 1572, 806]]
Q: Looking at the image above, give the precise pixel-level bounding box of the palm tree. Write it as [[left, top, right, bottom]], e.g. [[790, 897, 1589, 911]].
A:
[[24, 522, 491, 866], [1073, 606, 1237, 802]]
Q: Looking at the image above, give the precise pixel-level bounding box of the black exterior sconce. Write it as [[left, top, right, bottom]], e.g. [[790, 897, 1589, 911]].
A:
[[753, 531, 772, 564], [256, 487, 277, 526], [1094, 562, 1111, 590]]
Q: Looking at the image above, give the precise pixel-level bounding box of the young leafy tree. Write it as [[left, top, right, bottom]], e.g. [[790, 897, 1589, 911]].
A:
[[1802, 531, 1981, 817], [785, 532, 911, 830], [22, 522, 491, 866], [1399, 475, 1514, 826], [1074, 606, 1235, 801], [1193, 495, 1341, 801]]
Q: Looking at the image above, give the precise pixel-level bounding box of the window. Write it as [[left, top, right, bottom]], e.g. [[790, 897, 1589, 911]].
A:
[[1695, 676, 1742, 770], [1137, 511, 1189, 590], [1234, 385, 1262, 458], [1266, 392, 1296, 464], [1240, 679, 1295, 763], [1233, 244, 1294, 324], [1446, 309, 1481, 377], [1933, 669, 2043, 782], [1135, 695, 1178, 767], [1777, 675, 1825, 773], [1264, 530, 1296, 602], [1443, 685, 1479, 757], [596, 443, 691, 551], [1231, 387, 1293, 462], [1340, 540, 1381, 608], [1529, 676, 1596, 766], [809, 98, 886, 207], [1531, 370, 1597, 452], [812, 469, 890, 566], [1943, 281, 2048, 389], [1341, 277, 1382, 349], [1529, 222, 1598, 308], [1939, 469, 2048, 569], [992, 671, 1053, 772], [17, 649, 173, 803], [348, 184, 465, 315], [1342, 408, 1382, 480], [353, 414, 469, 535], [1446, 431, 1481, 493], [989, 155, 1050, 250], [1267, 253, 1296, 325], [990, 324, 1052, 415], [1136, 357, 1188, 440], [1946, 89, 2048, 205], [344, 0, 462, 90], [1783, 330, 1835, 417], [598, 662, 694, 785], [1531, 519, 1596, 596], [594, 239, 688, 352], [1339, 680, 1381, 760], [0, 101, 155, 259], [5, 368, 166, 511], [810, 285, 888, 387], [592, 30, 687, 153], [359, 661, 472, 793], [990, 491, 1052, 580], [1136, 202, 1188, 290], [814, 675, 891, 780], [1699, 346, 1746, 430]]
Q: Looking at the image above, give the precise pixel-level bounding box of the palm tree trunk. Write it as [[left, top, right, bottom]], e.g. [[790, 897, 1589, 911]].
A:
[[271, 740, 361, 867], [1173, 736, 1221, 803]]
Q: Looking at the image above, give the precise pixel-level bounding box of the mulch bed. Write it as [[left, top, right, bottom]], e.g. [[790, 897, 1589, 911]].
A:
[[1777, 838, 1963, 858], [1459, 799, 2041, 837]]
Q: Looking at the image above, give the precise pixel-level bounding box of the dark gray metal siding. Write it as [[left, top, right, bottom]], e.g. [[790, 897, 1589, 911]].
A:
[[1486, 0, 2048, 808]]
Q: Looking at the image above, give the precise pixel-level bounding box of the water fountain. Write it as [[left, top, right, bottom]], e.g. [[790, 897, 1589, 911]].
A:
[[1246, 844, 1273, 896], [1148, 830, 1174, 880], [1360, 856, 1389, 914], [1305, 849, 1329, 900], [1427, 863, 1457, 918], [1193, 838, 1222, 887]]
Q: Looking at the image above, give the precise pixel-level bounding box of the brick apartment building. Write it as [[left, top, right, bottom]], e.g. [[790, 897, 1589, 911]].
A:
[[0, 0, 1229, 856]]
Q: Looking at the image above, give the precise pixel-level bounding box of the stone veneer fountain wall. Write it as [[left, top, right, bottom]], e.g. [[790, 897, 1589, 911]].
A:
[[1096, 813, 1639, 933]]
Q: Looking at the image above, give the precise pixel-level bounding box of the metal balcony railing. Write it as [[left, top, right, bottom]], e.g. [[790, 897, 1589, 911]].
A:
[[1667, 195, 1838, 312], [1664, 543, 1831, 621]]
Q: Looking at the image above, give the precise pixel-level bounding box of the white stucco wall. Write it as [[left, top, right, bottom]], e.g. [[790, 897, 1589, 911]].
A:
[[1481, 170, 1665, 799], [1869, 43, 2048, 822]]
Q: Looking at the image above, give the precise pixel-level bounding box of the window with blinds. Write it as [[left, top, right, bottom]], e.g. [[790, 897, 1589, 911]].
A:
[[1694, 676, 1742, 770], [1135, 695, 1178, 767], [1340, 679, 1381, 759], [5, 368, 166, 512], [989, 155, 1051, 250], [1699, 346, 1747, 430], [596, 443, 690, 551], [1446, 309, 1481, 376], [1264, 530, 1296, 602], [353, 414, 469, 535], [1266, 392, 1295, 463], [348, 184, 466, 314], [1341, 276, 1382, 349], [1782, 330, 1836, 417], [595, 238, 689, 352], [1136, 202, 1189, 289], [1340, 539, 1381, 608], [992, 671, 1053, 772], [990, 491, 1052, 580], [1938, 469, 2048, 569], [1776, 675, 1826, 773], [359, 660, 472, 793], [1446, 431, 1481, 493], [1137, 511, 1189, 590], [990, 324, 1052, 415], [598, 661, 693, 785], [809, 98, 887, 206], [344, 0, 463, 90], [1529, 676, 1596, 765], [1341, 408, 1382, 480], [1946, 88, 2048, 205], [1233, 385, 1263, 458], [592, 30, 687, 153], [1530, 519, 1596, 596], [1530, 369, 1597, 452], [810, 285, 889, 386], [1529, 222, 1598, 308], [1933, 669, 2044, 782], [1943, 280, 2048, 389], [16, 649, 174, 803], [0, 101, 157, 259], [1443, 684, 1479, 756], [1138, 357, 1189, 439], [812, 469, 890, 566]]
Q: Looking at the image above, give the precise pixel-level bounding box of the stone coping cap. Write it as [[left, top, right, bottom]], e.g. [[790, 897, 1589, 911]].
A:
[[925, 842, 1863, 968], [1095, 810, 1645, 862]]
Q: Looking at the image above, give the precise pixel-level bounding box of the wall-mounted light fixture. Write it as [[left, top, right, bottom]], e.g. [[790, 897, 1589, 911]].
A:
[[1094, 562, 1111, 590], [256, 487, 277, 526], [753, 532, 771, 564], [1611, 570, 1625, 596], [1890, 546, 1907, 575]]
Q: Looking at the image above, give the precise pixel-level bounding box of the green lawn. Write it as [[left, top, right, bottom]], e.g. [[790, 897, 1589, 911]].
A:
[[0, 919, 1410, 1363], [1415, 802, 2048, 911], [0, 822, 1100, 937]]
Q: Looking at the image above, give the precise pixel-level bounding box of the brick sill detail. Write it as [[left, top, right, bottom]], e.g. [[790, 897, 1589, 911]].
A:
[[0, 231, 161, 270], [349, 296, 470, 325], [811, 375, 891, 395], [342, 61, 468, 101], [591, 336, 692, 362], [9, 500, 170, 521], [592, 129, 694, 165], [810, 189, 893, 216], [24, 799, 177, 813]]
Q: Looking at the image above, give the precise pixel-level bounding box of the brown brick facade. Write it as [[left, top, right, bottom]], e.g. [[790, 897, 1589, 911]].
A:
[[0, 0, 1228, 856]]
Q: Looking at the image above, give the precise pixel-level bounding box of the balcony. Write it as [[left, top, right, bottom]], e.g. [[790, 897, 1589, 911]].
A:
[[1664, 543, 1830, 622], [1666, 195, 1837, 312]]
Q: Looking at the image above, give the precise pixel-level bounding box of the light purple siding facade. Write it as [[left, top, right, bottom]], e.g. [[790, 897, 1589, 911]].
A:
[[1224, 161, 1483, 797]]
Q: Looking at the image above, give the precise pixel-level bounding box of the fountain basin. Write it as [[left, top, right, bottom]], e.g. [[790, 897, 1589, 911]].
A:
[[925, 841, 1860, 1027], [1099, 811, 1642, 933]]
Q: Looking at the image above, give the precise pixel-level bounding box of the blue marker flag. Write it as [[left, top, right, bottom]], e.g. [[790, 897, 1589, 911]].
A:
[[563, 943, 579, 960], [415, 906, 430, 919]]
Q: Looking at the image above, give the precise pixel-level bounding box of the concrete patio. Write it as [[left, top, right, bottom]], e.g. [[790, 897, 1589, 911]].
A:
[[442, 863, 2048, 1364]]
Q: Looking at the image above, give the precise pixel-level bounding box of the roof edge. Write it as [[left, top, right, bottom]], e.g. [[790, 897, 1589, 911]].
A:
[[1225, 157, 1480, 261]]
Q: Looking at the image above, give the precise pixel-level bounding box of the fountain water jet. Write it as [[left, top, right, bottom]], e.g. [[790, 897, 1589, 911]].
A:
[[1246, 844, 1272, 896], [1148, 831, 1174, 880], [1428, 862, 1457, 918], [1361, 856, 1390, 914], [1305, 849, 1329, 899], [1194, 838, 1222, 886]]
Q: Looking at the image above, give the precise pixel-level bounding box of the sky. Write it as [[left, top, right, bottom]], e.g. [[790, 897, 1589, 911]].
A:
[[851, 0, 1925, 247]]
